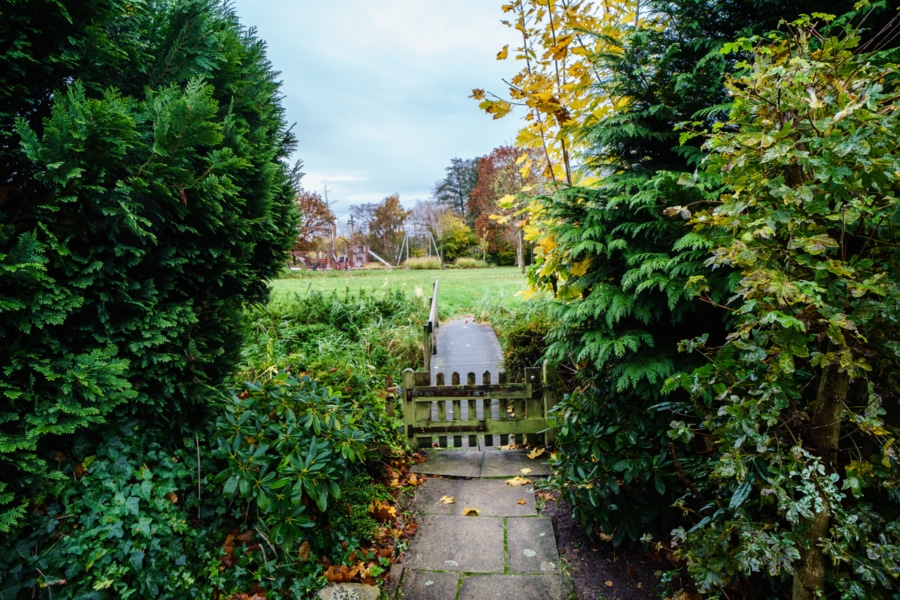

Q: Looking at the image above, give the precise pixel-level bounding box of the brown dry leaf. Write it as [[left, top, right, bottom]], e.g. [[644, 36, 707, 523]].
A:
[[408, 472, 424, 486], [605, 580, 614, 587], [298, 540, 311, 561], [324, 564, 351, 583], [527, 447, 546, 460], [440, 495, 456, 505], [463, 507, 481, 516], [506, 476, 531, 487], [234, 530, 254, 543], [519, 467, 532, 475], [165, 491, 179, 504], [517, 498, 527, 505]]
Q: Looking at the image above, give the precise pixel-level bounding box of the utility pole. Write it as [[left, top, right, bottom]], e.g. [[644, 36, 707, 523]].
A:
[[348, 215, 355, 269], [324, 185, 336, 270]]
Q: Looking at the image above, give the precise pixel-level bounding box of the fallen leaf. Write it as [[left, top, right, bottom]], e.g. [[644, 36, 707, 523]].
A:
[[605, 580, 614, 587], [440, 495, 456, 505], [506, 476, 531, 487], [369, 499, 397, 523], [520, 467, 532, 475], [517, 498, 527, 505], [527, 448, 546, 460], [298, 540, 311, 561], [463, 507, 480, 516], [324, 564, 352, 582]]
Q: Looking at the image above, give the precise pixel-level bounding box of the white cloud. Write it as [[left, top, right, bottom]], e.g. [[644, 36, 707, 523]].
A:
[[231, 0, 523, 219]]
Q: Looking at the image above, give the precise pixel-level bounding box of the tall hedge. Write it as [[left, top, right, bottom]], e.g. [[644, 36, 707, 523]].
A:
[[0, 0, 298, 531]]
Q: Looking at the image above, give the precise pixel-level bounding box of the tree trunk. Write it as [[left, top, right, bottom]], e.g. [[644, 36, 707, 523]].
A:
[[792, 351, 849, 600]]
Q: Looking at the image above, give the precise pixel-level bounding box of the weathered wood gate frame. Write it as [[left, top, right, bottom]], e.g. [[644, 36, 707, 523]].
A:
[[399, 363, 558, 449]]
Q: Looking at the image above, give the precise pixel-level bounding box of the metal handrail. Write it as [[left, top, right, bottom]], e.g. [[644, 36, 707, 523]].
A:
[[423, 279, 439, 371]]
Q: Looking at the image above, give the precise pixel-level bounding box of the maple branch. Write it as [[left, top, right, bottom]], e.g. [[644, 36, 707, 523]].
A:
[[516, 3, 561, 193], [544, 0, 573, 184]]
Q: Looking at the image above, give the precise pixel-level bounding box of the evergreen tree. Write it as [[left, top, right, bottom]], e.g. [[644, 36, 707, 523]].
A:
[[0, 0, 297, 531]]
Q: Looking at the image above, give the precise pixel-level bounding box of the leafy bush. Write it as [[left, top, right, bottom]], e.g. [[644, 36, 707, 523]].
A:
[[215, 373, 371, 552]]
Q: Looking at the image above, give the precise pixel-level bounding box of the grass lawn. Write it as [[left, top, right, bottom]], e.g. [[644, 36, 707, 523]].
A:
[[270, 266, 533, 317]]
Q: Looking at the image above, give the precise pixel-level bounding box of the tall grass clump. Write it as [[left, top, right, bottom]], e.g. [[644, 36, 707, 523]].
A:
[[452, 257, 486, 269], [403, 256, 442, 270]]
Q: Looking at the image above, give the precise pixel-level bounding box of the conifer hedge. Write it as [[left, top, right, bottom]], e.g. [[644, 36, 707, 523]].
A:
[[0, 0, 297, 532]]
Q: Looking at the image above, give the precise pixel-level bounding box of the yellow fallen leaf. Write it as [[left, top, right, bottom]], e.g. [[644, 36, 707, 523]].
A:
[[527, 448, 546, 460], [463, 507, 480, 516], [605, 581, 614, 587], [440, 495, 456, 505], [506, 476, 531, 487], [520, 467, 532, 475], [517, 498, 527, 505]]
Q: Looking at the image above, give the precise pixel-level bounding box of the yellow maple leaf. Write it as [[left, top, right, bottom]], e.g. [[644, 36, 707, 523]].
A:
[[570, 258, 592, 277], [520, 467, 533, 475], [470, 88, 486, 100], [527, 447, 546, 460], [463, 507, 480, 516], [506, 476, 531, 487], [440, 495, 456, 505], [497, 44, 509, 60], [517, 498, 527, 505]]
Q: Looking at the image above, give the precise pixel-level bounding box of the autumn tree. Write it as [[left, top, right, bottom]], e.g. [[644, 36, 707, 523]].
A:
[[469, 145, 543, 266], [368, 194, 410, 262], [294, 189, 335, 249], [473, 0, 639, 185]]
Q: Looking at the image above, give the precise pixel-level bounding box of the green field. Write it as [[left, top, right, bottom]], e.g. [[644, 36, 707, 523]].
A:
[[271, 267, 534, 317]]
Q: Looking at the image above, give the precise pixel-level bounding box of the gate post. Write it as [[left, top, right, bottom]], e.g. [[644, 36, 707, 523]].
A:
[[402, 368, 416, 447], [542, 362, 559, 447], [423, 322, 432, 372]]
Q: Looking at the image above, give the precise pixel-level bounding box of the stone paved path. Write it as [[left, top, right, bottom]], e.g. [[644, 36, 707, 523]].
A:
[[391, 449, 572, 600]]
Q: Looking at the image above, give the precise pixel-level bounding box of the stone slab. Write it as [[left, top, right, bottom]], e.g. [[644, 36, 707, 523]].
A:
[[507, 517, 560, 574], [481, 450, 550, 478], [458, 575, 572, 600], [412, 449, 483, 477], [403, 515, 505, 573], [399, 570, 460, 600], [411, 478, 537, 517], [316, 583, 379, 600], [452, 479, 536, 517], [409, 478, 458, 516]]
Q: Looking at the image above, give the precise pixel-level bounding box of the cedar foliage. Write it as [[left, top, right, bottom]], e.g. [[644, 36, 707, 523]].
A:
[[532, 0, 900, 595], [0, 0, 297, 532]]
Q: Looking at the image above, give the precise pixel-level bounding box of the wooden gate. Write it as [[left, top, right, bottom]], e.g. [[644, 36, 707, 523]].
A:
[[399, 363, 558, 449]]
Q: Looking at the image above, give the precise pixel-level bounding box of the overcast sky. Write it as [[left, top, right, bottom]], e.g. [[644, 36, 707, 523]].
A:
[[230, 1, 524, 221]]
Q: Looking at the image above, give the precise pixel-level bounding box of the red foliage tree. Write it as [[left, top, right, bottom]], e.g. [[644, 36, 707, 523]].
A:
[[294, 189, 335, 249], [468, 146, 541, 262]]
